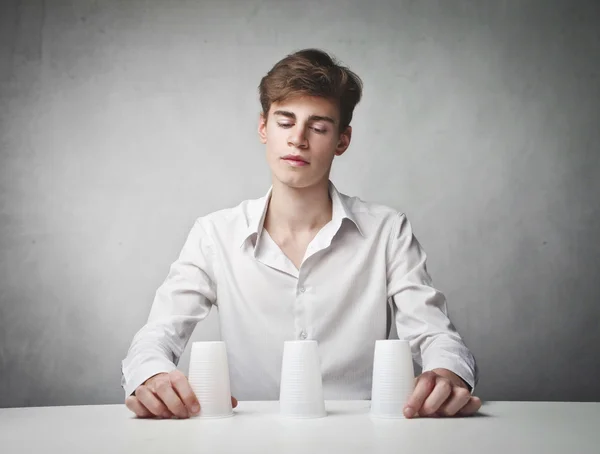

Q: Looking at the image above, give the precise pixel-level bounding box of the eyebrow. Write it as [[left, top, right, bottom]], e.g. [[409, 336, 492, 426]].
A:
[[273, 110, 337, 125]]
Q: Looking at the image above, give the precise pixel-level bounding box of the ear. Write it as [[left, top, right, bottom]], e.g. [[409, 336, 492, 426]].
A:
[[334, 126, 352, 156], [258, 112, 268, 144]]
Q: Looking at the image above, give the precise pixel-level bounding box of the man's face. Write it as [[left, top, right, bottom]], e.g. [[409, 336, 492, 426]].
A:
[[258, 96, 352, 189]]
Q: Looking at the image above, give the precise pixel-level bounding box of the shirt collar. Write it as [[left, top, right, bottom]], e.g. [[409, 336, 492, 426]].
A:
[[238, 181, 363, 249]]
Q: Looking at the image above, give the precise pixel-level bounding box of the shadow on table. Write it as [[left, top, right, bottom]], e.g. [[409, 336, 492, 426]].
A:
[[455, 411, 491, 418], [417, 411, 491, 419]]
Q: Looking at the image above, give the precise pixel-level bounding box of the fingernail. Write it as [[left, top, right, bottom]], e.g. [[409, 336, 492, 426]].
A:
[[192, 404, 200, 414], [404, 406, 415, 418]]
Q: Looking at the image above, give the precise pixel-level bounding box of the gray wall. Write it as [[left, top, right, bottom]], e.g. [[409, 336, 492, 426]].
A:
[[1, 0, 599, 408]]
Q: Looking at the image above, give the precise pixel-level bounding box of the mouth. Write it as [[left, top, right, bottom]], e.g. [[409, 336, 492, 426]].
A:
[[281, 155, 309, 166]]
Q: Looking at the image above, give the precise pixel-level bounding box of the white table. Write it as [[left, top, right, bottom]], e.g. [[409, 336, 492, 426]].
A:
[[1, 400, 599, 453]]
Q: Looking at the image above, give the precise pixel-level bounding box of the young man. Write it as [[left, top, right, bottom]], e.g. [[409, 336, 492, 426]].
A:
[[122, 49, 481, 420]]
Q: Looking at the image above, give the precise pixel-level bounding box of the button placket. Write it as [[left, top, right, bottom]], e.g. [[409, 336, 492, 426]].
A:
[[296, 276, 309, 340]]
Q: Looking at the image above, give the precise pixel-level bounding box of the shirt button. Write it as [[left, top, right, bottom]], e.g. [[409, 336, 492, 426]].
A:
[[300, 331, 307, 339], [299, 287, 306, 293]]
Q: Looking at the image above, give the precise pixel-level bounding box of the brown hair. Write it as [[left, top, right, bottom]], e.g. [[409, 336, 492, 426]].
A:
[[258, 48, 363, 132]]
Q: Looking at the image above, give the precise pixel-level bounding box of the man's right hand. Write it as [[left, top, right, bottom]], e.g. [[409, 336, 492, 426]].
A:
[[125, 370, 238, 419]]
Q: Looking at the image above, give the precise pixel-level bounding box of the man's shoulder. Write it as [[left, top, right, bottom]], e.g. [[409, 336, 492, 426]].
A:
[[192, 195, 264, 229], [339, 191, 405, 225]]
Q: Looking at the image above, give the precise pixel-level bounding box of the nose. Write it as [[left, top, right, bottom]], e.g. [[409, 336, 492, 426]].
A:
[[288, 126, 308, 149]]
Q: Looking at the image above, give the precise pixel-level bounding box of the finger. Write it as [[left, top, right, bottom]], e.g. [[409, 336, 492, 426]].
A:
[[154, 378, 190, 418], [420, 378, 452, 416], [457, 396, 482, 417], [404, 372, 436, 418], [232, 396, 238, 408], [135, 385, 173, 418], [125, 395, 153, 418], [437, 386, 472, 417], [170, 371, 200, 416]]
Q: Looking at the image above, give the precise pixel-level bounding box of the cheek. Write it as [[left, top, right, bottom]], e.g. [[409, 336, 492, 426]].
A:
[[265, 142, 280, 164], [313, 137, 339, 157], [265, 126, 285, 145]]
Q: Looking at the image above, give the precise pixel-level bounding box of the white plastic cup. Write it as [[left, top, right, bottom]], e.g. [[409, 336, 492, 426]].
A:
[[279, 340, 326, 418], [370, 339, 415, 418], [187, 341, 234, 418]]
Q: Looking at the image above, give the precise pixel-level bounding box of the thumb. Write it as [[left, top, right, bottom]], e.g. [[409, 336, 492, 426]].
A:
[[231, 396, 238, 408]]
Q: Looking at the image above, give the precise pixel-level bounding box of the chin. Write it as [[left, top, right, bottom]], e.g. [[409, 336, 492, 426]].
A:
[[278, 177, 312, 189], [268, 158, 330, 189], [272, 171, 325, 190]]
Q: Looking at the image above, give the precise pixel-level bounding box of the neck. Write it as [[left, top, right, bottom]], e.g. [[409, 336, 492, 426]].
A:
[[264, 178, 332, 235]]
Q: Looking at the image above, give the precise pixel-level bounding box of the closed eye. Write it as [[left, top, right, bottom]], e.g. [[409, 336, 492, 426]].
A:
[[277, 123, 327, 134]]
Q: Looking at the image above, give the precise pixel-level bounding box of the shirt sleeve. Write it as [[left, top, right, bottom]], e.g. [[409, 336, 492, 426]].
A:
[[386, 212, 479, 392], [120, 219, 217, 398]]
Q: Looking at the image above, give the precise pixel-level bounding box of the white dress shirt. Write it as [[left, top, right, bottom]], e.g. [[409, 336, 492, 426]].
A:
[[121, 181, 478, 399]]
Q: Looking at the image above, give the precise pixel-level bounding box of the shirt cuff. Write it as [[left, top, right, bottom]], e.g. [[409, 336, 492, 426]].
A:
[[121, 359, 177, 398], [421, 357, 476, 394]]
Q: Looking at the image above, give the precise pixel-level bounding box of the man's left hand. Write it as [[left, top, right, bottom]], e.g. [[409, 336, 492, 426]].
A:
[[403, 368, 482, 418]]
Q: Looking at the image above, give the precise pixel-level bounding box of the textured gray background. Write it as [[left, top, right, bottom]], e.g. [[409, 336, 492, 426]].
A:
[[1, 0, 599, 408]]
